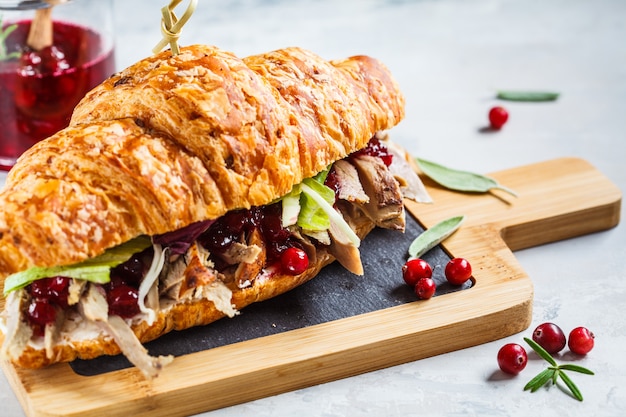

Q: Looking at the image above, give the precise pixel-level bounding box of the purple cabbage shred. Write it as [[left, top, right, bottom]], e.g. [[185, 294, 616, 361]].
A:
[[152, 219, 215, 255]]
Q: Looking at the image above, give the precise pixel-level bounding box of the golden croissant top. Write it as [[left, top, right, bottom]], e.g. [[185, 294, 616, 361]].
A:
[[0, 44, 405, 280]]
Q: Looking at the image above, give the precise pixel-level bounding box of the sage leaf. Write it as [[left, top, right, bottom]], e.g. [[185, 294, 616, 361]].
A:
[[416, 158, 517, 197], [524, 368, 554, 392], [408, 215, 464, 260], [559, 371, 584, 401], [496, 90, 560, 102], [524, 337, 558, 366]]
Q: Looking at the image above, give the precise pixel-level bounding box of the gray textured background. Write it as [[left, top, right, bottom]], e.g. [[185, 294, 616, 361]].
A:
[[1, 0, 625, 416]]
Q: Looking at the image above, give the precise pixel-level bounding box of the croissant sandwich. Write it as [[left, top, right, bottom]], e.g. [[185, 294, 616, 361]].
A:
[[0, 45, 430, 378]]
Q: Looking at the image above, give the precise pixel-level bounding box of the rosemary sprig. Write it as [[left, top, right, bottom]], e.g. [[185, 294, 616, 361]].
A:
[[0, 14, 21, 62], [523, 337, 594, 401]]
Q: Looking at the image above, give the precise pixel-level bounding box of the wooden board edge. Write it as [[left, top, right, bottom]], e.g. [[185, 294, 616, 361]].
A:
[[4, 218, 534, 417]]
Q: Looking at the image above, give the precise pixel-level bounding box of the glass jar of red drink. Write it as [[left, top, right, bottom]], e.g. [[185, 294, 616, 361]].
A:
[[0, 0, 115, 170]]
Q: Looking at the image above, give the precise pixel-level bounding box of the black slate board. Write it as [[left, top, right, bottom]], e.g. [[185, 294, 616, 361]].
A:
[[71, 213, 469, 376]]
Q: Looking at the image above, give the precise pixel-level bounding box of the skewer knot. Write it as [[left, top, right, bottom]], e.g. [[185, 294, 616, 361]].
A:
[[152, 0, 197, 56]]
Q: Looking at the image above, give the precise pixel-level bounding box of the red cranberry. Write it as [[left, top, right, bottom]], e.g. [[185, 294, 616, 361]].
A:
[[29, 276, 70, 308], [110, 252, 148, 286], [352, 136, 393, 166], [324, 168, 341, 196], [26, 300, 57, 328], [106, 284, 140, 318], [57, 75, 77, 96], [259, 208, 290, 242], [444, 258, 472, 285], [497, 343, 528, 375], [14, 88, 37, 109], [532, 322, 566, 354], [200, 203, 299, 270], [221, 209, 248, 235], [568, 327, 595, 355], [402, 258, 433, 287], [19, 45, 70, 77], [488, 106, 509, 129], [280, 247, 309, 275], [414, 277, 436, 300]]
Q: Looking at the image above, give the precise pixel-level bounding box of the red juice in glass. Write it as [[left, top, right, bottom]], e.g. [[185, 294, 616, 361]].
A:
[[0, 20, 115, 170]]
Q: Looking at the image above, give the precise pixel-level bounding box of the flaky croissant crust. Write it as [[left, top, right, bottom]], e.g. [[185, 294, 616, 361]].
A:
[[0, 45, 404, 280]]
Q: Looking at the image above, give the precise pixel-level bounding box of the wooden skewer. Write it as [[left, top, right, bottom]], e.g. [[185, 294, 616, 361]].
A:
[[26, 7, 53, 51], [26, 0, 68, 51]]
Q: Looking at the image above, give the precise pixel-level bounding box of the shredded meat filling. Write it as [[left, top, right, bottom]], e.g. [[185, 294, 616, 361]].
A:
[[233, 228, 265, 288], [333, 160, 370, 204], [350, 154, 406, 231], [0, 137, 425, 379]]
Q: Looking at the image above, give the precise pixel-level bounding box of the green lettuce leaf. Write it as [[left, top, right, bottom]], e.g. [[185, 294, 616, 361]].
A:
[[300, 183, 360, 247], [3, 236, 152, 295], [279, 167, 360, 246], [281, 191, 301, 228], [297, 178, 335, 231]]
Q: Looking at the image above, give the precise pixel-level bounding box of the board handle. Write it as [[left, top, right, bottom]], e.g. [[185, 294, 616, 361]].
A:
[[492, 157, 621, 250]]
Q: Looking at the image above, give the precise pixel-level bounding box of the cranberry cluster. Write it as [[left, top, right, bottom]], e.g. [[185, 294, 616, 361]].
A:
[[401, 257, 473, 300], [19, 46, 71, 77], [104, 249, 153, 318], [351, 136, 393, 166], [199, 203, 307, 270], [23, 249, 153, 336], [497, 322, 595, 375], [25, 276, 70, 337]]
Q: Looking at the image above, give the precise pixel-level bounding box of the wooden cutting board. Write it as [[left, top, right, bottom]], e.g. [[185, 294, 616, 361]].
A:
[[1, 157, 621, 417]]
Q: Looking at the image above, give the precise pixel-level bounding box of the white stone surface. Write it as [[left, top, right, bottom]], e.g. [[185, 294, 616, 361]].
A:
[[1, 0, 625, 416]]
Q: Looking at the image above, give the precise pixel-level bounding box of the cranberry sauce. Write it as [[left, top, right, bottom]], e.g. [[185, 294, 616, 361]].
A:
[[0, 20, 115, 170], [199, 203, 305, 269], [323, 167, 340, 196], [350, 136, 393, 166], [25, 276, 70, 337], [104, 248, 153, 318], [23, 248, 152, 335]]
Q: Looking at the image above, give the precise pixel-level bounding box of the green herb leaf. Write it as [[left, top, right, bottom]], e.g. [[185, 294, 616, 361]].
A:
[[524, 337, 558, 366], [524, 368, 555, 393], [522, 337, 594, 402], [408, 215, 464, 260], [0, 14, 21, 62], [551, 367, 560, 384], [416, 158, 517, 197], [559, 371, 584, 401], [496, 90, 560, 102], [559, 364, 595, 375]]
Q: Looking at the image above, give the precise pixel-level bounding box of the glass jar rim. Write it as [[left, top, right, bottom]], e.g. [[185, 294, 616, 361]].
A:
[[0, 1, 75, 11]]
